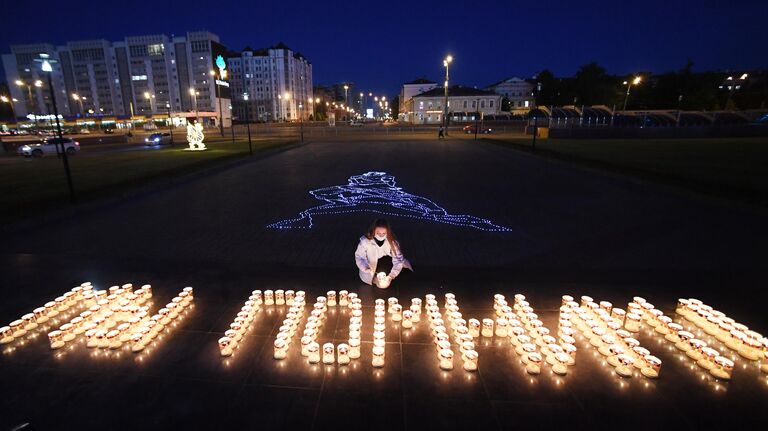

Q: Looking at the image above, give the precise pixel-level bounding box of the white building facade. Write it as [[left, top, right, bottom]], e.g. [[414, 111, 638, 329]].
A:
[[227, 44, 313, 122], [484, 77, 535, 113], [397, 78, 437, 121], [403, 86, 501, 124]]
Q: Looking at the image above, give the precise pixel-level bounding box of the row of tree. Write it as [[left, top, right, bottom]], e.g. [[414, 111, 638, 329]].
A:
[[530, 62, 767, 111]]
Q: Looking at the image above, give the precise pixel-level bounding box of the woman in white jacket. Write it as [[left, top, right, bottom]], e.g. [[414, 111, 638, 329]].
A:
[[355, 219, 412, 288]]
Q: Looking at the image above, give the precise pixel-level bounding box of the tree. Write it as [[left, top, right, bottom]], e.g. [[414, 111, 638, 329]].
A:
[[501, 97, 511, 111], [390, 95, 400, 118], [573, 62, 616, 106]]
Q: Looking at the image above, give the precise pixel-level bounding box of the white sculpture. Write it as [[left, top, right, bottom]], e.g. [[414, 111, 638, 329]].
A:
[[186, 121, 206, 151]]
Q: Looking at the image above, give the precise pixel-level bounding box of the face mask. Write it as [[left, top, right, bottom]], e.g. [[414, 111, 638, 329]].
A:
[[375, 234, 387, 242]]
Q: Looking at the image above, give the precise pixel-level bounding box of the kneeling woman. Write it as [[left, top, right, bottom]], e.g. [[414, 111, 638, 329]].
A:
[[355, 219, 412, 288]]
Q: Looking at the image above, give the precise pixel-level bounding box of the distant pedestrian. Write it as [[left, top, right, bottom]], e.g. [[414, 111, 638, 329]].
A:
[[438, 126, 444, 139]]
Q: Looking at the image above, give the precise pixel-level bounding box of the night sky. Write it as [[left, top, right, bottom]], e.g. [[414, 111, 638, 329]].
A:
[[1, 0, 766, 96]]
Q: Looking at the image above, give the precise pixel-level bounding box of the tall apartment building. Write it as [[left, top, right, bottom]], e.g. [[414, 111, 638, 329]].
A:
[[227, 43, 313, 122], [2, 31, 231, 126]]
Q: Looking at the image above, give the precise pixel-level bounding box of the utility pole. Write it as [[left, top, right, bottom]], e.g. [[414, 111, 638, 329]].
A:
[[40, 55, 76, 203]]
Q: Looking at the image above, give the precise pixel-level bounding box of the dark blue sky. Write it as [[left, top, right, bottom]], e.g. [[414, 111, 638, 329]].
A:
[[2, 0, 766, 96]]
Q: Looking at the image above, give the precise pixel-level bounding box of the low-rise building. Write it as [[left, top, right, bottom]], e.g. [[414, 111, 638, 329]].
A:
[[398, 78, 437, 121], [484, 77, 534, 113], [403, 86, 501, 124]]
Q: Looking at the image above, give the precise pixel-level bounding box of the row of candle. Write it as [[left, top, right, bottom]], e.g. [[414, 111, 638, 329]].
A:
[[521, 296, 576, 376], [127, 287, 192, 353], [633, 297, 735, 380], [571, 296, 661, 379], [676, 298, 767, 368], [424, 294, 455, 370], [48, 284, 153, 350], [442, 293, 478, 371], [507, 294, 547, 375], [2, 282, 97, 345], [273, 291, 308, 359], [370, 298, 386, 367]]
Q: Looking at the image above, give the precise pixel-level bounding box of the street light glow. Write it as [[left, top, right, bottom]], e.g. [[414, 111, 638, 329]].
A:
[[14, 80, 23, 86], [34, 80, 43, 87], [41, 60, 52, 72], [0, 96, 8, 103], [633, 76, 642, 85], [189, 88, 195, 96]]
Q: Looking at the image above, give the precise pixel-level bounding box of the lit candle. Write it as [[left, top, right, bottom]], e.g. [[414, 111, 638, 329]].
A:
[[481, 319, 494, 337], [337, 343, 350, 365], [760, 351, 768, 374], [218, 336, 233, 357], [462, 349, 478, 371], [349, 338, 361, 359], [468, 319, 480, 338], [714, 356, 735, 380], [525, 352, 542, 375], [494, 317, 508, 337], [9, 319, 26, 338], [372, 345, 385, 368], [402, 310, 414, 328], [322, 343, 335, 364], [625, 313, 641, 332], [338, 290, 349, 306], [697, 347, 719, 370], [60, 323, 76, 342], [377, 272, 390, 289], [275, 290, 285, 305], [264, 290, 274, 305], [48, 330, 65, 349], [391, 304, 402, 322], [641, 355, 662, 379], [615, 354, 635, 378], [0, 326, 13, 344], [438, 348, 454, 370], [686, 339, 707, 361], [307, 342, 320, 364]]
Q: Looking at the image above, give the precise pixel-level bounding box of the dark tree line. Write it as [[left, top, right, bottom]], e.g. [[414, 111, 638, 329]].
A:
[[532, 62, 767, 111]]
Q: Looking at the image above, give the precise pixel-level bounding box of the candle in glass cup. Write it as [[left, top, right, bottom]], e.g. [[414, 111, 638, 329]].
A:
[[307, 342, 321, 364], [402, 310, 414, 328], [481, 319, 494, 337], [338, 290, 349, 307], [625, 313, 641, 332], [615, 354, 635, 378], [337, 343, 350, 365], [377, 272, 390, 288], [264, 290, 274, 305], [219, 336, 234, 357], [349, 338, 361, 359], [48, 330, 65, 349], [321, 343, 335, 364], [641, 355, 662, 379], [710, 356, 734, 380], [372, 345, 385, 368]]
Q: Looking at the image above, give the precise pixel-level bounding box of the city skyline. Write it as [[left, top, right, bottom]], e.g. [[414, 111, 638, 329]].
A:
[[1, 0, 766, 96]]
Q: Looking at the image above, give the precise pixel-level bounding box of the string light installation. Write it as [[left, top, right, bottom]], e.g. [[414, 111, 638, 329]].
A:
[[266, 171, 512, 232]]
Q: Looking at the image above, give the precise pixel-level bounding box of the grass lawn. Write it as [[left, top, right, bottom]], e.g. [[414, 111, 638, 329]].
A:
[[486, 136, 768, 205], [0, 137, 297, 223]]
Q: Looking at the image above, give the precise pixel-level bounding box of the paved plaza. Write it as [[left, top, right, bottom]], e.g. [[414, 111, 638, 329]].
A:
[[1, 138, 767, 430]]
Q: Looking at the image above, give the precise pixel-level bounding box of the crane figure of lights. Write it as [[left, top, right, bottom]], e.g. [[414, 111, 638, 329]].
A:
[[267, 171, 511, 232]]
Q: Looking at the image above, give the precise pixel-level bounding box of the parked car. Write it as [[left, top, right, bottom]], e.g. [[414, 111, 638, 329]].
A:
[[103, 128, 115, 134], [18, 138, 80, 157], [462, 124, 493, 134], [349, 120, 364, 127], [78, 128, 91, 134], [144, 132, 173, 146]]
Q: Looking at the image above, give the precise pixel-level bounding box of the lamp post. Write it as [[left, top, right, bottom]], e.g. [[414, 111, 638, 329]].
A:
[[189, 88, 199, 122], [166, 102, 174, 145], [343, 84, 349, 107], [443, 55, 453, 134], [39, 54, 75, 203], [1, 95, 17, 121], [622, 76, 642, 111], [243, 93, 252, 155], [72, 93, 84, 116], [299, 102, 304, 143]]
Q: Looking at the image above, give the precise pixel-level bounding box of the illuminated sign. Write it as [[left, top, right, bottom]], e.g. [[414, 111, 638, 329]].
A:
[[267, 171, 512, 231], [26, 114, 63, 120]]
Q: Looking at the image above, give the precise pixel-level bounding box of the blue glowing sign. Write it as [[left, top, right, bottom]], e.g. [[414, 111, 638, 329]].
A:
[[267, 172, 511, 232]]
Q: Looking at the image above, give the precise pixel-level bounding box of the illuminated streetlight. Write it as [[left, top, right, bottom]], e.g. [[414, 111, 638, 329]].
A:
[[189, 88, 199, 121], [1, 95, 16, 121], [443, 55, 453, 131], [622, 76, 642, 110]]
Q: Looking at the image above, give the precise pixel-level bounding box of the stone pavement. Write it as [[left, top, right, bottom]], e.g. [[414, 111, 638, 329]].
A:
[[1, 138, 767, 430]]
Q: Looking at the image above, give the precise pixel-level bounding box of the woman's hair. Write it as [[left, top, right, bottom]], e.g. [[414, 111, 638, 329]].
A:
[[366, 218, 400, 253]]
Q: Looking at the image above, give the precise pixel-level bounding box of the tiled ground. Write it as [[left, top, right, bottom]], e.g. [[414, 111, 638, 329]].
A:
[[1, 139, 767, 430]]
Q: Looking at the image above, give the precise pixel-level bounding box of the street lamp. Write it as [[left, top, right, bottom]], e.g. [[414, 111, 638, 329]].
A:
[[443, 55, 453, 132], [1, 95, 17, 121], [71, 93, 85, 116], [189, 88, 199, 122], [243, 92, 252, 155], [165, 102, 174, 145], [343, 84, 349, 106], [38, 53, 75, 203], [622, 76, 642, 111]]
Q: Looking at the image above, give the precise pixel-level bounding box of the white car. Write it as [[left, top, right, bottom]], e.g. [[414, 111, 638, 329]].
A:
[[18, 138, 80, 157]]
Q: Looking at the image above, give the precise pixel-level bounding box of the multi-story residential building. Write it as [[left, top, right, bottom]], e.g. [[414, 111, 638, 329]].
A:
[[403, 86, 501, 124], [2, 31, 232, 127], [227, 43, 313, 122], [484, 77, 535, 112]]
